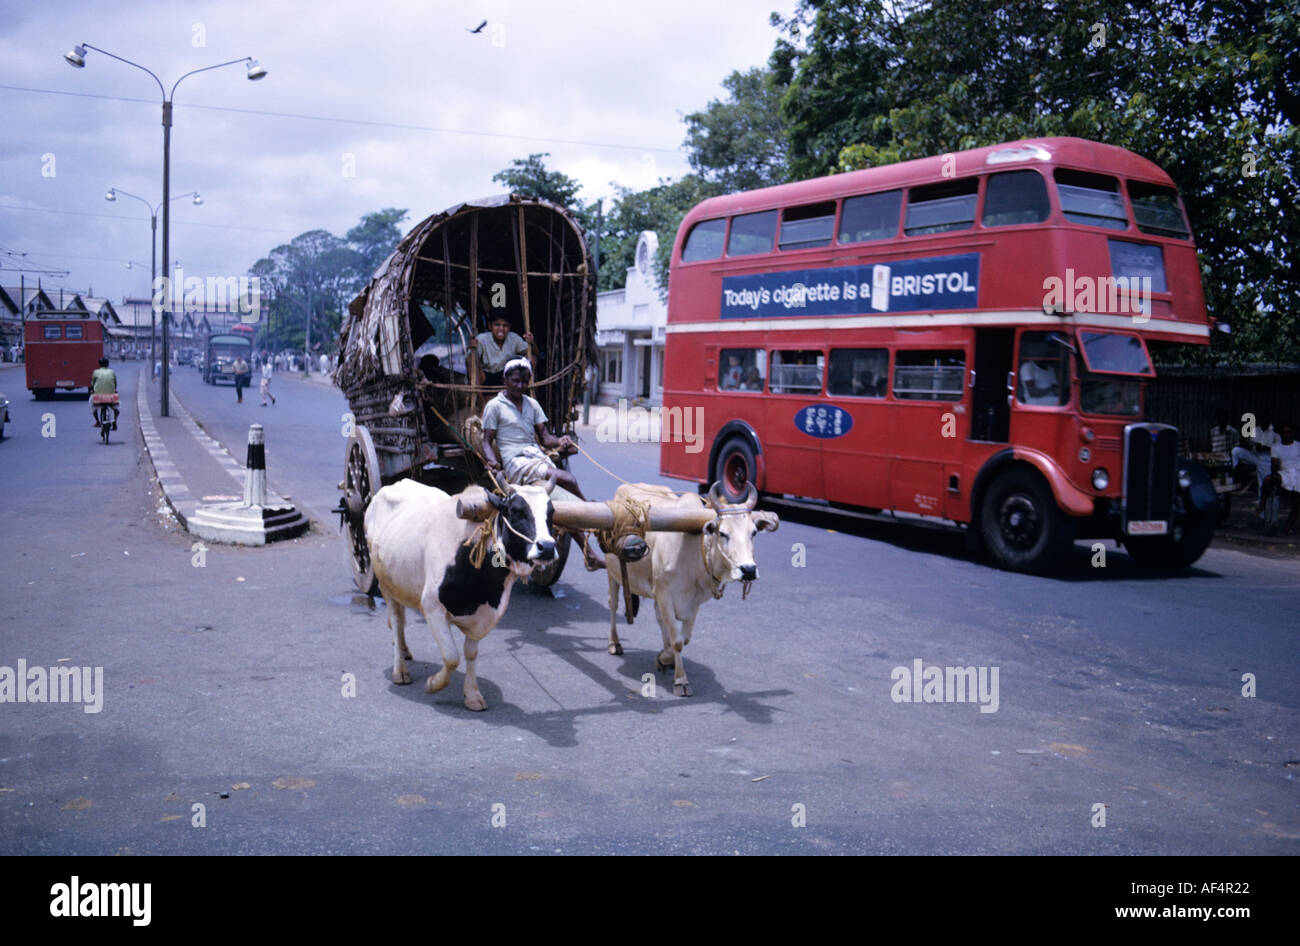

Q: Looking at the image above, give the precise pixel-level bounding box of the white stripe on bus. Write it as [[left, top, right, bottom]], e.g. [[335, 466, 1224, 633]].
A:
[[663, 310, 1209, 337]]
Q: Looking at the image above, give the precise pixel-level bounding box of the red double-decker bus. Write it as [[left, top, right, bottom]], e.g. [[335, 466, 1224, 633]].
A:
[[659, 138, 1220, 573]]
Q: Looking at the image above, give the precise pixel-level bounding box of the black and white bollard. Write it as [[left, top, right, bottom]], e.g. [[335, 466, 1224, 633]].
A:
[[243, 424, 267, 507], [187, 424, 308, 545]]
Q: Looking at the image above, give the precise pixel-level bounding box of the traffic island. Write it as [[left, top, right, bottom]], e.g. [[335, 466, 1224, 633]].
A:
[[186, 424, 308, 546]]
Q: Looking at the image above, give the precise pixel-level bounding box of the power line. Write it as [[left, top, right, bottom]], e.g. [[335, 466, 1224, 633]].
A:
[[0, 83, 687, 155], [0, 202, 297, 236]]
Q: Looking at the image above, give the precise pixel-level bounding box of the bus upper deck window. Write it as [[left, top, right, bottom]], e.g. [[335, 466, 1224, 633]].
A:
[[981, 170, 1049, 227], [779, 202, 836, 250], [681, 218, 726, 262], [1127, 181, 1190, 239], [904, 179, 978, 236], [65, 324, 84, 340], [839, 190, 902, 244], [727, 210, 778, 256], [43, 325, 62, 339], [1055, 169, 1128, 230]]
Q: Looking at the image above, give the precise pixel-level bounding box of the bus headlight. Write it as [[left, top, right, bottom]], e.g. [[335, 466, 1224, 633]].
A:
[[1092, 468, 1110, 490]]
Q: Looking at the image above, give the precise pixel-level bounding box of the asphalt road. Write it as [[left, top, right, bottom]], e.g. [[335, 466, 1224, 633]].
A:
[[2, 362, 1297, 855]]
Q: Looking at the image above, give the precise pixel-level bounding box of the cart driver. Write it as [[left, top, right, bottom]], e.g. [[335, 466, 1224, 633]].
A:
[[481, 358, 604, 570], [469, 314, 532, 387], [90, 357, 119, 428]]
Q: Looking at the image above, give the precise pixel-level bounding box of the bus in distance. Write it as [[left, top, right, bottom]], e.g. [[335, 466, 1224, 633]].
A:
[[659, 138, 1219, 574]]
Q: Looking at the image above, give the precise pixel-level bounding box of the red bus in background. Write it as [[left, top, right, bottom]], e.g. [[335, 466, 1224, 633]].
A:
[[25, 312, 106, 399], [660, 138, 1220, 573]]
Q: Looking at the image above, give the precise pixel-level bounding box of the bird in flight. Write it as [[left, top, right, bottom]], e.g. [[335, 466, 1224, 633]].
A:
[[467, 20, 488, 33]]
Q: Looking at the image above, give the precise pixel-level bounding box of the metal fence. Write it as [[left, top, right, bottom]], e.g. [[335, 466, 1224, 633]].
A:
[[1146, 367, 1300, 451]]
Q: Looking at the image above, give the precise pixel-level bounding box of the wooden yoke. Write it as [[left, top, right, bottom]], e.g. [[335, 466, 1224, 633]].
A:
[[455, 495, 716, 533]]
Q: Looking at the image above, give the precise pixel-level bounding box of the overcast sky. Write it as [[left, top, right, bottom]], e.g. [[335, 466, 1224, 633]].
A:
[[1, 0, 792, 304]]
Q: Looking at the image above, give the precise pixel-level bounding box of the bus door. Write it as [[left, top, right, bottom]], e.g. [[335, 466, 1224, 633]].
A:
[[763, 347, 827, 498], [1007, 328, 1072, 449], [888, 346, 969, 518], [970, 328, 1013, 443], [823, 347, 891, 509]]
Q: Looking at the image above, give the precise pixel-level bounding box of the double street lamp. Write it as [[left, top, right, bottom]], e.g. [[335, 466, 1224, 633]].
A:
[[64, 42, 266, 416], [107, 187, 202, 376]]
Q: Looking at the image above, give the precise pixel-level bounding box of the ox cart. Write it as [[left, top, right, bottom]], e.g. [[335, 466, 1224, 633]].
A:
[[333, 195, 599, 593]]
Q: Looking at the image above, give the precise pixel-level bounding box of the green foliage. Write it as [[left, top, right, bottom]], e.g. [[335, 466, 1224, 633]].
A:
[[492, 152, 584, 208], [596, 176, 723, 294], [772, 0, 1300, 363], [684, 67, 791, 192], [346, 208, 409, 278]]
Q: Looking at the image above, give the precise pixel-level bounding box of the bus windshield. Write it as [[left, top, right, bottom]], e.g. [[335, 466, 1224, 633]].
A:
[[1079, 330, 1153, 376]]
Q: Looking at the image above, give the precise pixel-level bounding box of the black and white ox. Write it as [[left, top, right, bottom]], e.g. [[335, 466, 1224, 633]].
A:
[[605, 482, 779, 697], [365, 478, 556, 711]]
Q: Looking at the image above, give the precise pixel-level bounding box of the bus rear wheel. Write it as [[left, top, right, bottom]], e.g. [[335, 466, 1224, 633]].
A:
[[980, 470, 1071, 574], [713, 438, 757, 504]]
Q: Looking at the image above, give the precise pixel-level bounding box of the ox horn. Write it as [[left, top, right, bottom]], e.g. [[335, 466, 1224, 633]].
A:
[[706, 481, 726, 510], [543, 470, 557, 495], [741, 482, 758, 510]]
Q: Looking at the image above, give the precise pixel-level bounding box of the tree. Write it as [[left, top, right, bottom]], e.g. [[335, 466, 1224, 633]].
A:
[[771, 0, 1300, 363], [597, 176, 724, 297], [683, 66, 791, 192], [347, 208, 409, 278], [492, 153, 583, 208]]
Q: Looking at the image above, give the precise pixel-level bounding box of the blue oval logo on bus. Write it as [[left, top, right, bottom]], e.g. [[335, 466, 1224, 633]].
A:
[[795, 405, 853, 439]]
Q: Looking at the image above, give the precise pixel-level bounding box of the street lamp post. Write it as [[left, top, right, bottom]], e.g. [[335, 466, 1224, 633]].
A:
[[107, 187, 201, 376], [65, 42, 265, 416]]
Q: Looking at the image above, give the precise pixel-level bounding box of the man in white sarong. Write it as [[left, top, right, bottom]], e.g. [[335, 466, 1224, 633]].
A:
[[481, 358, 604, 569]]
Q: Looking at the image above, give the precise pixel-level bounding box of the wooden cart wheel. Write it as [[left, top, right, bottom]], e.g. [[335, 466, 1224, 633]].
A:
[[343, 425, 383, 595]]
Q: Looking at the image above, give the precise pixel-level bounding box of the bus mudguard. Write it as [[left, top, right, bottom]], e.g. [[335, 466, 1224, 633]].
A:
[[1008, 446, 1096, 516]]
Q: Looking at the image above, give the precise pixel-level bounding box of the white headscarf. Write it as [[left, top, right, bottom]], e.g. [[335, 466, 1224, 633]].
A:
[[503, 357, 532, 378]]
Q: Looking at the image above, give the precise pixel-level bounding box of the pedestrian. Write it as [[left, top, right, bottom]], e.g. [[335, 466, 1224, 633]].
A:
[[232, 354, 250, 403], [260, 357, 276, 406]]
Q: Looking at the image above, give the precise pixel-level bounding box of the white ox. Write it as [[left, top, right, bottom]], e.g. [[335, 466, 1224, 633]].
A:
[[365, 478, 556, 711], [605, 482, 778, 696]]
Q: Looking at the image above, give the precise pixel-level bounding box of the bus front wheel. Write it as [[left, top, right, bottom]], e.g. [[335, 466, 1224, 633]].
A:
[[713, 438, 757, 504], [980, 470, 1071, 574]]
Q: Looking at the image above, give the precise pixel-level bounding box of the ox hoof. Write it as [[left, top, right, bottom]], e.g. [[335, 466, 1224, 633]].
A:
[[656, 657, 674, 673], [674, 681, 693, 698], [608, 641, 623, 656], [392, 667, 412, 685], [426, 673, 451, 694], [464, 694, 488, 712]]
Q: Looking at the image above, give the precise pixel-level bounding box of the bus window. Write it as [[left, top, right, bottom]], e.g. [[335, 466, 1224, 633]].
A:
[[982, 170, 1049, 227], [681, 218, 726, 262], [1055, 169, 1128, 230], [839, 190, 902, 244], [1080, 377, 1141, 416], [727, 210, 778, 257], [779, 202, 836, 251], [769, 350, 823, 394], [894, 350, 965, 400], [65, 324, 84, 340], [1016, 331, 1068, 406], [1127, 181, 1190, 239], [828, 348, 888, 398], [43, 325, 62, 340], [904, 179, 978, 236], [719, 348, 766, 391]]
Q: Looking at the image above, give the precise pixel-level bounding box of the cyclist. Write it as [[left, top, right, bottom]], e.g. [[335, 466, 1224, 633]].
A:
[[90, 357, 119, 429]]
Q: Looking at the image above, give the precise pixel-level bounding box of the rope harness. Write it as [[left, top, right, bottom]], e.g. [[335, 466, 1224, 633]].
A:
[[699, 509, 754, 600]]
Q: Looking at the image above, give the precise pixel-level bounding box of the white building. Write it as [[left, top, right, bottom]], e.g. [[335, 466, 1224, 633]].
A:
[[594, 231, 665, 406]]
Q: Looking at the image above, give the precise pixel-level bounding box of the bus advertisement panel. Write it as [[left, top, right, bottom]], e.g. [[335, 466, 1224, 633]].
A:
[[660, 138, 1218, 574]]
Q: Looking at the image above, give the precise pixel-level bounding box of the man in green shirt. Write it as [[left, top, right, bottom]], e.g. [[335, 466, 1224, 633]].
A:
[[90, 357, 118, 428]]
